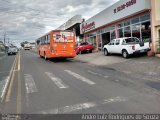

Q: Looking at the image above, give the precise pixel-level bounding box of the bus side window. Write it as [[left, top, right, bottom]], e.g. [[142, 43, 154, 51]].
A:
[[48, 35, 50, 44]]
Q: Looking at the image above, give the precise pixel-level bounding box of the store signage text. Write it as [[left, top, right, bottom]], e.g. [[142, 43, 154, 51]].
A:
[[114, 0, 136, 14], [81, 22, 95, 33]]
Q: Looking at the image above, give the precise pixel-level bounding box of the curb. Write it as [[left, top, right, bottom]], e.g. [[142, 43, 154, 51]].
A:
[[0, 53, 18, 103]]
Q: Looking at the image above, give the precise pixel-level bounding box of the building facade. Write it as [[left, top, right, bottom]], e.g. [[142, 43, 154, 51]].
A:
[[151, 0, 160, 55], [56, 15, 83, 42], [80, 0, 153, 52]]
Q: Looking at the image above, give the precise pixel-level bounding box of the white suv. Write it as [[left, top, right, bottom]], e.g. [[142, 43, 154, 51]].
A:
[[103, 37, 150, 58]]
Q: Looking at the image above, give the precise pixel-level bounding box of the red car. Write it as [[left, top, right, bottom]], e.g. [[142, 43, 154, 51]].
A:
[[76, 42, 94, 54]]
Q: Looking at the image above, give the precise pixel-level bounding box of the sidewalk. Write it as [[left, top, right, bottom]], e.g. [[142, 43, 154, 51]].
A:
[[75, 52, 160, 82], [75, 52, 128, 66]]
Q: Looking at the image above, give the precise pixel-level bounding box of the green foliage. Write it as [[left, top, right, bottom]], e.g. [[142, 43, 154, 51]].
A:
[[21, 41, 29, 47]]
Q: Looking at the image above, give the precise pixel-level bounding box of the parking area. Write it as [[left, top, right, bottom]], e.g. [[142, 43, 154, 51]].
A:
[[75, 52, 160, 82], [75, 52, 128, 66]]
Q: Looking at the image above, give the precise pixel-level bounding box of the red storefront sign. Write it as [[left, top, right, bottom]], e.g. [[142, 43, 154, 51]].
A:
[[81, 22, 95, 33]]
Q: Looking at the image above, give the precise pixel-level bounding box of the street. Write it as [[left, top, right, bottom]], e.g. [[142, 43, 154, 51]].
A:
[[1, 50, 160, 115]]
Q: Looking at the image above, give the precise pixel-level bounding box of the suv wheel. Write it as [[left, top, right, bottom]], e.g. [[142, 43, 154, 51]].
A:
[[122, 50, 128, 58], [104, 49, 109, 56]]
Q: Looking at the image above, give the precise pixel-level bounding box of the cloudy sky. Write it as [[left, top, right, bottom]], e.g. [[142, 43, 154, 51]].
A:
[[0, 0, 119, 45]]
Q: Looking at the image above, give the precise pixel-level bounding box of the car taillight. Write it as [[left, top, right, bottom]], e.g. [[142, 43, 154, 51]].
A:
[[132, 45, 135, 50]]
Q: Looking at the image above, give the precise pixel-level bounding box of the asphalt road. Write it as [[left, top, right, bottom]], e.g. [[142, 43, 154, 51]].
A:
[[1, 50, 160, 117]]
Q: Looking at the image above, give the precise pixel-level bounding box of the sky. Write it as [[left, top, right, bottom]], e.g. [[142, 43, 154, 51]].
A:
[[0, 0, 119, 46]]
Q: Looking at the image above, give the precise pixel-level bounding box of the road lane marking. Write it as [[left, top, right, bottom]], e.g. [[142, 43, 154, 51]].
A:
[[4, 54, 18, 102], [45, 72, 68, 89], [102, 96, 127, 104], [18, 51, 20, 71], [40, 102, 96, 114], [17, 52, 22, 113], [87, 70, 99, 75], [39, 96, 127, 114], [0, 76, 9, 99], [24, 74, 38, 93], [0, 70, 19, 74], [65, 70, 95, 85], [88, 70, 109, 79], [122, 71, 132, 74], [104, 75, 109, 78]]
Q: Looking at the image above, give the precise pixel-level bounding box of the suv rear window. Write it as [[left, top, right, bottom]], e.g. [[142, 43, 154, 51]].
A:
[[123, 38, 140, 44]]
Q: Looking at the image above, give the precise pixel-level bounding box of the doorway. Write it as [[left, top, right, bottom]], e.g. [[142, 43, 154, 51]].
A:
[[102, 32, 110, 47]]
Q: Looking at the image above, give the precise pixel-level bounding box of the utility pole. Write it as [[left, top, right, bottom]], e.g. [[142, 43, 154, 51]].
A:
[[3, 32, 6, 44], [8, 37, 10, 43]]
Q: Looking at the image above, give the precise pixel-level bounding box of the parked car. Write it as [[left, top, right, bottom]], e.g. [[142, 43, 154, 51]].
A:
[[7, 46, 18, 55], [76, 42, 94, 54], [103, 37, 150, 58]]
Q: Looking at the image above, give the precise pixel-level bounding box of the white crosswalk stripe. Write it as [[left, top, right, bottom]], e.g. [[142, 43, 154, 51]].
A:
[[64, 70, 96, 85], [24, 74, 38, 94], [45, 72, 69, 89]]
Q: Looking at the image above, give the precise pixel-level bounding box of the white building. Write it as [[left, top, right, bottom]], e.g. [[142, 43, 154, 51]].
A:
[[80, 0, 152, 51]]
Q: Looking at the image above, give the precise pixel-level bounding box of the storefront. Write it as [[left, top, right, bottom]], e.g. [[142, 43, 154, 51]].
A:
[[80, 0, 151, 51], [151, 0, 160, 55]]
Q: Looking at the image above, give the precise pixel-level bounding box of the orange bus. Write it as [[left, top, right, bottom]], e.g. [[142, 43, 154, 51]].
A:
[[36, 30, 76, 60]]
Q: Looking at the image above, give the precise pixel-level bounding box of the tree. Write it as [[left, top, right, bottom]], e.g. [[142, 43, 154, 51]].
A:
[[21, 41, 29, 47]]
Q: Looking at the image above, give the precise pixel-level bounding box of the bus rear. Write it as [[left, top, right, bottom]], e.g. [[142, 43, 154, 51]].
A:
[[49, 31, 76, 58]]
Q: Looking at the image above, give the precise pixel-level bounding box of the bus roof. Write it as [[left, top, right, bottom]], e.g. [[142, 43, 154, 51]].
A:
[[36, 30, 74, 41]]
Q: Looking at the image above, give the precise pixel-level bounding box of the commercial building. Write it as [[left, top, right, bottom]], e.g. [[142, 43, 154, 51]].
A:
[[80, 0, 157, 53], [56, 15, 84, 42], [151, 0, 160, 55]]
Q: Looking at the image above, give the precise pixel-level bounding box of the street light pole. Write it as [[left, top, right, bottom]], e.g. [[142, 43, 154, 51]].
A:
[[3, 32, 6, 44]]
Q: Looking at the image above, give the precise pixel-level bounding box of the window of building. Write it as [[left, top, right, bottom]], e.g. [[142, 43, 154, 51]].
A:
[[124, 20, 130, 26], [110, 26, 115, 30], [131, 17, 140, 24], [117, 23, 124, 28], [110, 30, 116, 40], [140, 14, 150, 22], [117, 28, 124, 38], [141, 21, 151, 42], [124, 26, 131, 37], [88, 36, 96, 47], [132, 24, 141, 39]]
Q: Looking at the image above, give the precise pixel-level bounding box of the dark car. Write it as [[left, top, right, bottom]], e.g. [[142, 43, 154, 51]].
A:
[[76, 42, 94, 54]]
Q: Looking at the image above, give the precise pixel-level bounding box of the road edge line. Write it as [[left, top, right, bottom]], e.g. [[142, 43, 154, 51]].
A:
[[17, 52, 21, 113], [0, 53, 18, 103]]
